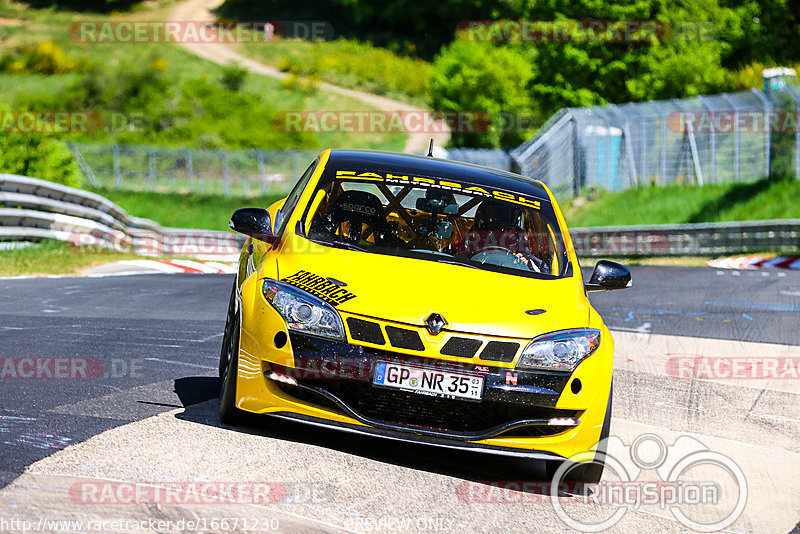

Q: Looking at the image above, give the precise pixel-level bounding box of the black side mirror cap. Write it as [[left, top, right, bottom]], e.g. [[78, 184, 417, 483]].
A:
[[586, 260, 632, 291], [229, 208, 277, 244]]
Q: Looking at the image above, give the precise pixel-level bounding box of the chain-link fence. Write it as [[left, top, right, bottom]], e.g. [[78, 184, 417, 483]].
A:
[[68, 143, 320, 197], [69, 81, 799, 200], [510, 84, 800, 199]]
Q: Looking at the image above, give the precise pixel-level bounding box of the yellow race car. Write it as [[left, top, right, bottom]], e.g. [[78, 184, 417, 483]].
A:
[[219, 149, 631, 482]]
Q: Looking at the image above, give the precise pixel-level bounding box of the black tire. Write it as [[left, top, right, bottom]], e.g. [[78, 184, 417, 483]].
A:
[[219, 282, 237, 379], [218, 284, 246, 425], [546, 385, 613, 485]]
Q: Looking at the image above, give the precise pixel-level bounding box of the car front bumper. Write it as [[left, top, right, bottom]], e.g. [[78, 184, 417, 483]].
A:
[[235, 322, 613, 460]]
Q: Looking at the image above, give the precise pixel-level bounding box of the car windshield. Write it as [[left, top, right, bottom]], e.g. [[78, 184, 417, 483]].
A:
[[302, 170, 569, 278]]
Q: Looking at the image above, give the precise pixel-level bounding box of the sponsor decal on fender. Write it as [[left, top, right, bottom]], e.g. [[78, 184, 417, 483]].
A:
[[281, 270, 356, 306], [334, 170, 542, 210]]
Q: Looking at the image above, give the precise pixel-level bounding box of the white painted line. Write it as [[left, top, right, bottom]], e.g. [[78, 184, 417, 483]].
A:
[[195, 332, 224, 343], [86, 270, 162, 278], [118, 260, 185, 273], [143, 357, 216, 370]]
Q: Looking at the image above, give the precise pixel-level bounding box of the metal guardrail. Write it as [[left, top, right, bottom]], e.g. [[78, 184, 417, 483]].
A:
[[571, 220, 800, 257], [0, 174, 243, 257], [2, 173, 798, 259]]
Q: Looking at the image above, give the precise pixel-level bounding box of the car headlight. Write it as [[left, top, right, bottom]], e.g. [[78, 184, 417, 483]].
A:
[[262, 279, 345, 341], [517, 328, 600, 371]]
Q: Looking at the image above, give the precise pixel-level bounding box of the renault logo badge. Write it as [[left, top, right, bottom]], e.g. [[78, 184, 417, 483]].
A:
[[424, 313, 447, 335]]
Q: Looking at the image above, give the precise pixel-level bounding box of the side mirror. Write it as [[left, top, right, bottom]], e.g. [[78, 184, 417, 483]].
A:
[[229, 208, 277, 244], [586, 260, 631, 291]]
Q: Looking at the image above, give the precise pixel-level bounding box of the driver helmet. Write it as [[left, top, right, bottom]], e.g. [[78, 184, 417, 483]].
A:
[[469, 200, 528, 252]]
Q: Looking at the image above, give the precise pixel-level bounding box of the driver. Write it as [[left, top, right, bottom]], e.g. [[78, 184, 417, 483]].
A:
[[461, 200, 550, 274]]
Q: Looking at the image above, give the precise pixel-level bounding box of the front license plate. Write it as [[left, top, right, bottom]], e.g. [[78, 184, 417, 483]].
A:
[[373, 361, 484, 401]]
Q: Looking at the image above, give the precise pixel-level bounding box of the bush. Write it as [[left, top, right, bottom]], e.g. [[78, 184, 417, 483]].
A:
[[0, 41, 81, 75], [220, 64, 248, 91], [0, 132, 81, 187], [279, 73, 320, 94], [430, 40, 534, 148], [261, 38, 431, 101], [13, 57, 319, 151]]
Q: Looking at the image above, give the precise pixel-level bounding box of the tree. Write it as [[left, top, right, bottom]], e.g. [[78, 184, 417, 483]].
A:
[[431, 40, 535, 148]]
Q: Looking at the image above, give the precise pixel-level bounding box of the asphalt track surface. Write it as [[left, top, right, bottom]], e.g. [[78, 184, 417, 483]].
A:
[[1, 266, 799, 532], [582, 265, 800, 345]]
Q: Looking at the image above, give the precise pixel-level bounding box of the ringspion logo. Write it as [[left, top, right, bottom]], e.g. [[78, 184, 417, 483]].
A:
[[550, 434, 747, 532]]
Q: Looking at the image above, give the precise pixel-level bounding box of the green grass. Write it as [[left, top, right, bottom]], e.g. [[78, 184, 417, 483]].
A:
[[564, 178, 800, 227], [235, 37, 432, 106], [0, 239, 146, 276], [0, 1, 407, 152], [93, 187, 282, 230]]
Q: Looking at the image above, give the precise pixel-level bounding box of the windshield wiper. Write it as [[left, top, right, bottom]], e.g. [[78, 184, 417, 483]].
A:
[[318, 238, 369, 253], [437, 259, 479, 269], [409, 249, 478, 269]]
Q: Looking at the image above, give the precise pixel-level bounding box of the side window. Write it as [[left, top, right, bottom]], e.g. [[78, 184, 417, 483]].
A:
[[276, 158, 319, 236]]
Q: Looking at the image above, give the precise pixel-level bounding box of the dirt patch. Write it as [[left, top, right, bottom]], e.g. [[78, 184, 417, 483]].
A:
[[0, 17, 26, 26]]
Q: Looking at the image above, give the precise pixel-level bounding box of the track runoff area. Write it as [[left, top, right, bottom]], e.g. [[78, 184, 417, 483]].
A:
[[0, 266, 798, 533]]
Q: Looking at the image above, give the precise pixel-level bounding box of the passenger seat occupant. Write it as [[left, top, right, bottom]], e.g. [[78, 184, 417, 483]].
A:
[[310, 190, 400, 248]]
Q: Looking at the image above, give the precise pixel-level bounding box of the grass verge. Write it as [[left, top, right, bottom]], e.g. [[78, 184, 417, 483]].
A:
[[0, 240, 146, 276], [235, 37, 432, 106], [563, 178, 800, 227], [0, 0, 407, 152], [92, 188, 282, 230]]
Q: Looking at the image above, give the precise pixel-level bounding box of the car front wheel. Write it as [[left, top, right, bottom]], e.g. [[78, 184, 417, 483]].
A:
[[545, 385, 613, 485], [218, 284, 246, 425]]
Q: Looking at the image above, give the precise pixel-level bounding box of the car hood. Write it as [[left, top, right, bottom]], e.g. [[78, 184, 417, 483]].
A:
[[272, 235, 590, 339]]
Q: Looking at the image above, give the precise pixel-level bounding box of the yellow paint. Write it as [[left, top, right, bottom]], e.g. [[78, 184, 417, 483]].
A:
[[230, 150, 614, 460]]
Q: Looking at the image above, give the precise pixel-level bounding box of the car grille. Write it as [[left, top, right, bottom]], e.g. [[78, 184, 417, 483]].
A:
[[440, 336, 482, 358], [276, 379, 577, 437], [479, 341, 520, 362], [385, 326, 425, 351], [346, 318, 385, 345], [342, 319, 522, 363]]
